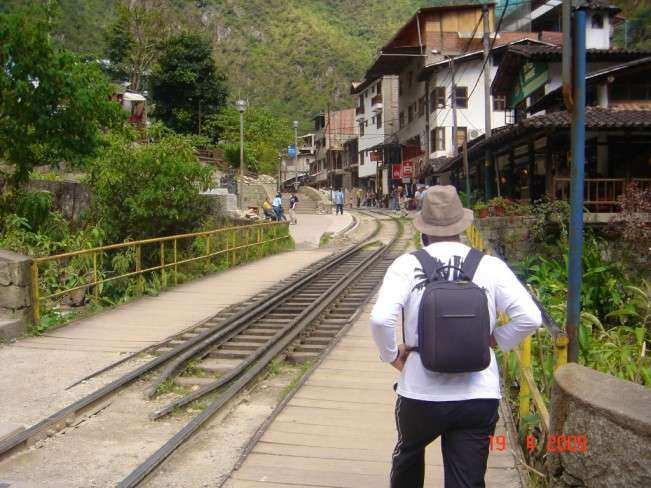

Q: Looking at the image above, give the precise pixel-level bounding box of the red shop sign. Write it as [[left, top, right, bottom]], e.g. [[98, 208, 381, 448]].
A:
[[392, 164, 402, 179], [402, 161, 414, 177]]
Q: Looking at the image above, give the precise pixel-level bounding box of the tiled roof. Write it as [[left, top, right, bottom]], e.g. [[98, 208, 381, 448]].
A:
[[445, 108, 651, 168], [521, 108, 651, 129], [507, 45, 651, 61]]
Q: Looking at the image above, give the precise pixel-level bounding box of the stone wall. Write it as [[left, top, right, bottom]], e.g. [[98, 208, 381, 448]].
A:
[[548, 363, 651, 488], [29, 179, 90, 224], [0, 250, 32, 340], [301, 186, 332, 214], [474, 216, 536, 263]]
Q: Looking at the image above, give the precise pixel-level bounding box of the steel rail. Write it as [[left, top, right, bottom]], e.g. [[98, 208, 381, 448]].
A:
[[118, 219, 399, 488], [144, 221, 382, 397], [0, 222, 379, 461]]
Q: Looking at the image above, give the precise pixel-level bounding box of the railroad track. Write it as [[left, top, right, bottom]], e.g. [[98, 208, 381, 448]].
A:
[[0, 211, 412, 486]]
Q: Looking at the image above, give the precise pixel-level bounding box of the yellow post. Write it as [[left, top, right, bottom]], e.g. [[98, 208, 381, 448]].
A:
[[257, 226, 262, 258], [160, 241, 166, 288], [206, 233, 211, 257], [173, 238, 178, 286], [519, 336, 532, 423], [31, 260, 40, 324], [554, 333, 569, 371], [136, 244, 143, 295], [92, 252, 99, 301], [225, 230, 230, 267]]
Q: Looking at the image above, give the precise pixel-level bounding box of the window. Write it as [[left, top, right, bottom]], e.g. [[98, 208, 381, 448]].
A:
[[431, 127, 445, 151], [454, 87, 468, 108], [456, 127, 467, 148], [377, 112, 382, 129], [399, 111, 405, 128], [493, 95, 506, 111], [359, 122, 364, 137], [592, 14, 603, 29], [418, 96, 426, 117], [430, 87, 446, 112], [376, 83, 382, 95], [408, 105, 414, 123]]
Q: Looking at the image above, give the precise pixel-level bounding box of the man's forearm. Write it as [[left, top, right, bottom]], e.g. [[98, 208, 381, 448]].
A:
[[370, 319, 398, 363]]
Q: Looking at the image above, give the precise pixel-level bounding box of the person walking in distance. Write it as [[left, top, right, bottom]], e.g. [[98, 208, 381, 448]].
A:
[[334, 188, 344, 215], [288, 192, 299, 225], [272, 193, 286, 222], [370, 185, 541, 488]]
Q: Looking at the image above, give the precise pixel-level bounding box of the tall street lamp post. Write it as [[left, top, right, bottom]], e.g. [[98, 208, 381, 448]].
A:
[[235, 99, 247, 176], [293, 120, 299, 188]]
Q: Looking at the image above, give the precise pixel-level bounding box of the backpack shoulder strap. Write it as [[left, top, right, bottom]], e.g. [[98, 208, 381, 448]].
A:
[[412, 248, 438, 281], [461, 248, 484, 281]]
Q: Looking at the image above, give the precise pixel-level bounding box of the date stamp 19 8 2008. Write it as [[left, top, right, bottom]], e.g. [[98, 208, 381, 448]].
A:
[[489, 434, 588, 453]]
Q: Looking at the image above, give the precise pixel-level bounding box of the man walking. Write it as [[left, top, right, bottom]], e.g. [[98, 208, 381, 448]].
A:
[[370, 185, 541, 488], [288, 192, 299, 225], [334, 188, 344, 215]]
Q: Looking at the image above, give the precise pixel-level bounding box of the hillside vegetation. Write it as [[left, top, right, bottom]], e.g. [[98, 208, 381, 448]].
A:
[[1, 0, 646, 129]]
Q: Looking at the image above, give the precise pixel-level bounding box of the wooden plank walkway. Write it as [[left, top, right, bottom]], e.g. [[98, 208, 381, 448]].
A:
[[225, 300, 523, 488], [11, 250, 332, 354]]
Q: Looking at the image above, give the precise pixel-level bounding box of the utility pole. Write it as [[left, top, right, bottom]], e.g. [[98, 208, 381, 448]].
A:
[[450, 56, 458, 157], [293, 120, 299, 188], [482, 3, 492, 200], [235, 99, 247, 176], [566, 4, 588, 363], [462, 138, 471, 207]]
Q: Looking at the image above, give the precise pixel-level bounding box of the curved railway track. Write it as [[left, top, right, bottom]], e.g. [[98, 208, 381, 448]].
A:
[[0, 211, 413, 487]]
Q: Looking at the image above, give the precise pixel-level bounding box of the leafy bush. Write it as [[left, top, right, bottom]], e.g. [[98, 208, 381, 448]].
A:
[[518, 236, 651, 387], [529, 198, 570, 244], [87, 133, 213, 241], [14, 191, 53, 232]]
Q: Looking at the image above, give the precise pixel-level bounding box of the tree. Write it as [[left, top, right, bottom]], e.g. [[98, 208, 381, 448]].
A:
[[104, 0, 176, 91], [205, 106, 292, 175], [87, 132, 212, 241], [0, 6, 123, 185], [149, 33, 228, 134]]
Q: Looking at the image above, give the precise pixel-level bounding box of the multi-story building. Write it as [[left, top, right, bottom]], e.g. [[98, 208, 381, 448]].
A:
[[283, 133, 315, 187], [349, 76, 399, 193], [309, 109, 356, 189], [357, 2, 566, 191]]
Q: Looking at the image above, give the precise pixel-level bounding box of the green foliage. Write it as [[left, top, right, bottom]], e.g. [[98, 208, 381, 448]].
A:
[[612, 0, 651, 49], [205, 105, 293, 174], [104, 0, 177, 91], [14, 191, 53, 233], [0, 0, 435, 123], [518, 235, 651, 387], [0, 4, 124, 185], [150, 33, 228, 134], [529, 198, 571, 244], [86, 132, 213, 241]]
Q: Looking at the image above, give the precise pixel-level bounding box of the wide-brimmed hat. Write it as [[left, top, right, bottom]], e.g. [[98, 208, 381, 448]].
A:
[[413, 185, 473, 237]]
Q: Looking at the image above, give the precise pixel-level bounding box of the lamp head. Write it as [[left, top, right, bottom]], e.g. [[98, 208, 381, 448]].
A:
[[235, 99, 247, 112]]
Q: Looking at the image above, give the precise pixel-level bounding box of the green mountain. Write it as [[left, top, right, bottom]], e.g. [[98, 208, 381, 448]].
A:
[[2, 0, 645, 130], [2, 0, 433, 128]]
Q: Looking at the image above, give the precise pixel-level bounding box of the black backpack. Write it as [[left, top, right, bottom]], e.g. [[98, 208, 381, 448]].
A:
[[409, 248, 491, 373]]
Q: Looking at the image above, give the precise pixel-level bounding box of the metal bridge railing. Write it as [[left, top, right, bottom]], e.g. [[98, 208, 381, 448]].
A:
[[466, 224, 568, 433], [30, 221, 290, 324]]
